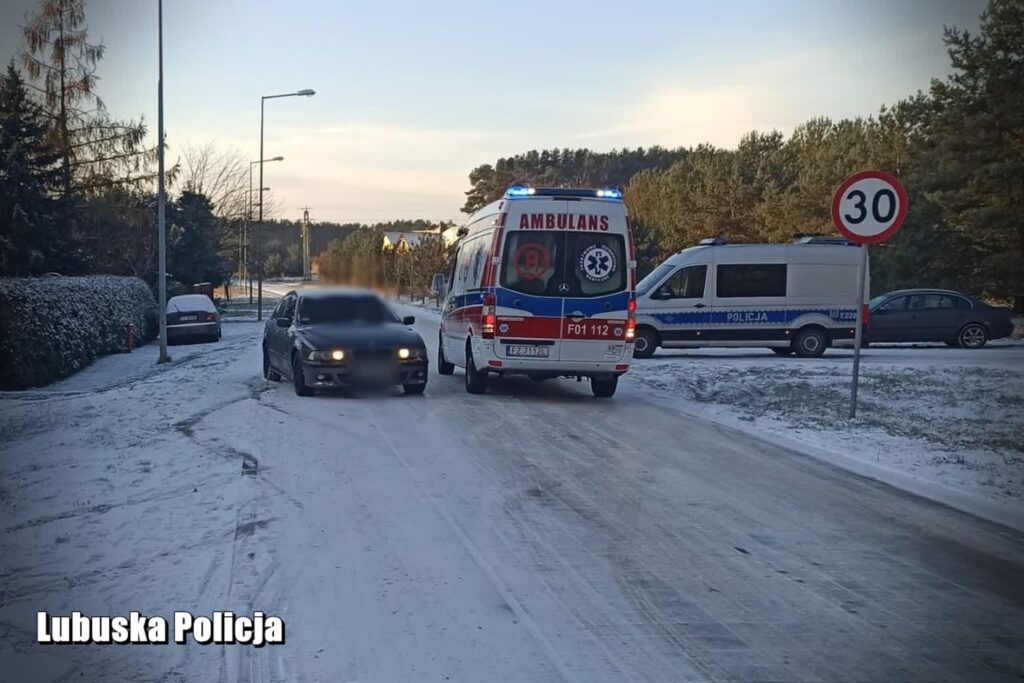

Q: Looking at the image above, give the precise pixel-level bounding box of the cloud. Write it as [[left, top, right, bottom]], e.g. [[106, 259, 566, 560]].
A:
[[576, 82, 789, 148]]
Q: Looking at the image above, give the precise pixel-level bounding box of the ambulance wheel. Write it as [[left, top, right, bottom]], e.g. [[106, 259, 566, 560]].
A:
[[437, 333, 454, 375], [464, 344, 489, 394], [793, 327, 828, 358], [591, 375, 618, 398], [633, 327, 659, 359], [770, 348, 792, 356]]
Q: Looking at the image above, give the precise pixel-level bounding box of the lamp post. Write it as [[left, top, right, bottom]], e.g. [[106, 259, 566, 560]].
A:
[[257, 89, 315, 321], [246, 157, 281, 303], [156, 0, 169, 363]]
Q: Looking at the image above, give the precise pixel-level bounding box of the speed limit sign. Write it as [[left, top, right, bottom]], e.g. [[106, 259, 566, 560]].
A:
[[832, 170, 909, 419], [831, 170, 908, 244]]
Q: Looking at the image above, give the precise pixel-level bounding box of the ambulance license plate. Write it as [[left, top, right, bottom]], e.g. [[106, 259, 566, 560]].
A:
[[506, 345, 549, 358]]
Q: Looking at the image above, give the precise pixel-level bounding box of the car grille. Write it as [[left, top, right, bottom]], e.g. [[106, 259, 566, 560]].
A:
[[352, 348, 394, 363]]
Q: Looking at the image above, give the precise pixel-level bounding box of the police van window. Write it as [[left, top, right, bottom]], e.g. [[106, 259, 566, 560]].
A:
[[636, 264, 673, 295], [716, 264, 787, 298], [660, 265, 707, 299]]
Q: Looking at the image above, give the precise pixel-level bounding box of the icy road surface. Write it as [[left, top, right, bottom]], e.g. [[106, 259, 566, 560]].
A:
[[1, 309, 1023, 682]]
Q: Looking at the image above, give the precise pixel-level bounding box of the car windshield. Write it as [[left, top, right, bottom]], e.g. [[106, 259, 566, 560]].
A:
[[636, 264, 674, 295], [869, 294, 890, 309], [297, 296, 398, 325]]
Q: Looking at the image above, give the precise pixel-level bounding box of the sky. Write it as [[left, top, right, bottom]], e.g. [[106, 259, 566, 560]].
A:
[[0, 0, 986, 225]]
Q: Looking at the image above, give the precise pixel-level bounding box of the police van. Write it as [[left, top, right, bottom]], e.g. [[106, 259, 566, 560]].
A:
[[633, 236, 868, 358], [438, 186, 636, 397]]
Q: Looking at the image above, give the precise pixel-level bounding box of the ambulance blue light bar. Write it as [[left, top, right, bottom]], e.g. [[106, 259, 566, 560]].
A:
[[504, 186, 623, 200]]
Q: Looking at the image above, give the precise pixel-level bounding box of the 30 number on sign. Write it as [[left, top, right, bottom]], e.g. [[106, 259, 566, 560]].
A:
[[831, 170, 908, 245]]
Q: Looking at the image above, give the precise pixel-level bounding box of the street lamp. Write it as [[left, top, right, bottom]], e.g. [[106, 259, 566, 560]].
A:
[[244, 157, 282, 301], [257, 90, 314, 321], [156, 0, 169, 363]]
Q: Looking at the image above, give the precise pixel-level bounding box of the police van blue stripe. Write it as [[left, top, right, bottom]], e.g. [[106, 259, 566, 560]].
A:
[[651, 308, 857, 326]]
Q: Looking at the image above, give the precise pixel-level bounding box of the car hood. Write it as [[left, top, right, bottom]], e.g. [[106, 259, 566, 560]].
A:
[[294, 323, 423, 350]]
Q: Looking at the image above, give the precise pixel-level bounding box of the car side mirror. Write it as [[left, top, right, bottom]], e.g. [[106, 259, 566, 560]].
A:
[[402, 315, 415, 325], [275, 317, 291, 327]]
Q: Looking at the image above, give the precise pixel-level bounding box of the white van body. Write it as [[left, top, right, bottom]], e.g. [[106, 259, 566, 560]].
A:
[[633, 238, 868, 358], [438, 187, 636, 396]]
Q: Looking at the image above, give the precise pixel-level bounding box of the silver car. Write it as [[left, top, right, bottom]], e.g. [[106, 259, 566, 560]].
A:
[[166, 294, 221, 343]]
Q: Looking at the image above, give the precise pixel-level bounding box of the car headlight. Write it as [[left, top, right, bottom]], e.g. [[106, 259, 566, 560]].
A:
[[397, 347, 424, 360], [307, 349, 345, 362]]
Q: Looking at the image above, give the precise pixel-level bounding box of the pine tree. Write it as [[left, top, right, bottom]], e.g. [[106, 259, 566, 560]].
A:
[[20, 0, 158, 197], [0, 61, 72, 275]]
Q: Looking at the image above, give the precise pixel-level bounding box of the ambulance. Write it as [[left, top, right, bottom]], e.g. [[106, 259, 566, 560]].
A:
[[438, 186, 637, 397]]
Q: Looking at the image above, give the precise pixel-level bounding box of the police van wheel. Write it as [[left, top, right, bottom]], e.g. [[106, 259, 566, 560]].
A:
[[464, 346, 489, 394], [793, 328, 827, 358], [591, 376, 618, 398], [437, 334, 455, 375], [633, 328, 659, 359]]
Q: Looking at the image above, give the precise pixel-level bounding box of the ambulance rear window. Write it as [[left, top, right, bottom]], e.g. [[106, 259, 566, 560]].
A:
[[500, 231, 626, 298]]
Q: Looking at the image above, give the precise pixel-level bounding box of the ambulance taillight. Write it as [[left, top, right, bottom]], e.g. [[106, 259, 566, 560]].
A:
[[482, 292, 496, 339], [626, 298, 636, 341]]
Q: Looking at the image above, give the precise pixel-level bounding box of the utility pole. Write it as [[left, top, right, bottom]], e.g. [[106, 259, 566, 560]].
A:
[[300, 206, 312, 281], [156, 0, 169, 364]]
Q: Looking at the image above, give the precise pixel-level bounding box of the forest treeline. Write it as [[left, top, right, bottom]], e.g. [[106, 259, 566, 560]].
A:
[[1, 0, 1020, 309], [461, 0, 1023, 310]]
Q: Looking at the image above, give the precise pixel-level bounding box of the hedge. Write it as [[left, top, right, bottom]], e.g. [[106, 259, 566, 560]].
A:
[[0, 276, 157, 390]]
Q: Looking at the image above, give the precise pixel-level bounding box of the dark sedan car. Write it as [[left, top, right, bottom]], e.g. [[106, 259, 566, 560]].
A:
[[868, 289, 1014, 348], [166, 294, 221, 343], [262, 288, 428, 396]]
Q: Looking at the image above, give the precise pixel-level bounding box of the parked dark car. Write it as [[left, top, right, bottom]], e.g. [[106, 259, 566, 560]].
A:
[[262, 288, 428, 396], [868, 289, 1014, 348], [166, 294, 221, 343]]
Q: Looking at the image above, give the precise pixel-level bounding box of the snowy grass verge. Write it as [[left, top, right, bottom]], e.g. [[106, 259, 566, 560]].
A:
[[0, 276, 156, 390], [628, 353, 1024, 530]]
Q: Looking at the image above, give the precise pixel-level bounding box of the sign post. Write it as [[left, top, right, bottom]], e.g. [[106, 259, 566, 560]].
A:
[[831, 170, 908, 418]]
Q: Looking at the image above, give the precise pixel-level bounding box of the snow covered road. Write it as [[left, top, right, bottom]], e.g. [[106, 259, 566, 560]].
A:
[[2, 311, 1024, 682]]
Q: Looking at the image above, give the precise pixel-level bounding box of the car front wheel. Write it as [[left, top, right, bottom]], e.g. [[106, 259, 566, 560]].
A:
[[403, 383, 426, 395], [958, 323, 988, 349], [263, 347, 281, 381], [292, 355, 314, 396]]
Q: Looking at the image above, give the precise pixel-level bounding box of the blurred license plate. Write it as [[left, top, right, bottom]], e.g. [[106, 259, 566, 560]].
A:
[[355, 361, 393, 381], [506, 345, 549, 358], [179, 315, 198, 321]]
